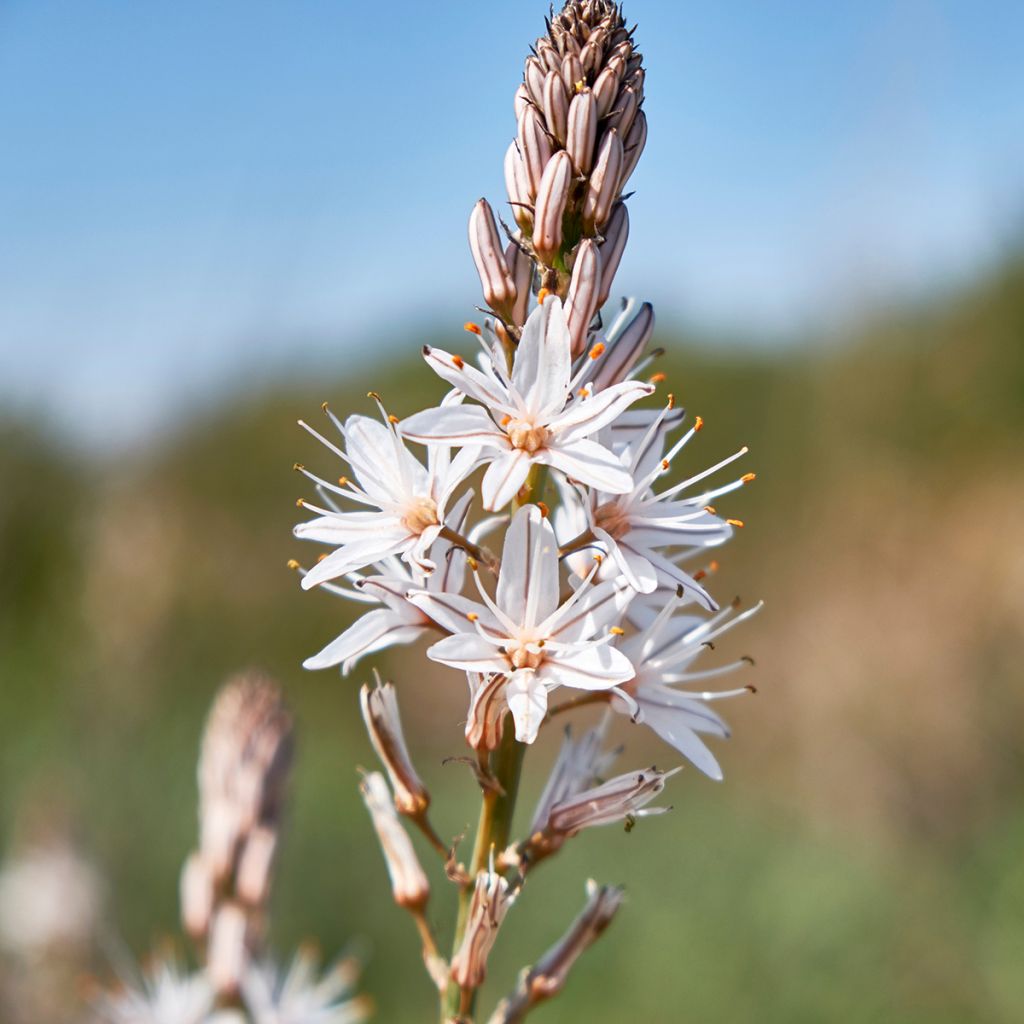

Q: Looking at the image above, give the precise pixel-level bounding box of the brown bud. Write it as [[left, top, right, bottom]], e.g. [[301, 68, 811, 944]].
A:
[[580, 36, 603, 76], [532, 151, 573, 264], [582, 129, 623, 232], [565, 89, 597, 175], [517, 104, 553, 198], [465, 672, 508, 753], [450, 870, 516, 990], [564, 239, 603, 358], [504, 142, 533, 234], [469, 199, 518, 316], [592, 298, 654, 390], [596, 202, 629, 307], [514, 83, 530, 121], [607, 84, 639, 139], [180, 852, 214, 941], [235, 825, 277, 907], [542, 71, 569, 145], [537, 37, 561, 73], [360, 679, 430, 817], [620, 110, 647, 189], [592, 65, 619, 118], [207, 902, 249, 998]]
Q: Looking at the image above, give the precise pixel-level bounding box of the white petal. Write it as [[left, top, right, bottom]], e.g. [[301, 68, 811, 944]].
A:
[[293, 510, 396, 545], [542, 438, 634, 494], [426, 633, 509, 674], [406, 590, 502, 636], [400, 405, 506, 448], [481, 449, 532, 511], [543, 645, 635, 691], [638, 698, 726, 780], [552, 380, 654, 444], [422, 346, 514, 409], [642, 548, 718, 611], [300, 530, 410, 588], [512, 296, 572, 420], [302, 610, 424, 672], [497, 504, 560, 629], [605, 533, 658, 593], [344, 414, 428, 503], [545, 578, 634, 642], [506, 669, 549, 744]]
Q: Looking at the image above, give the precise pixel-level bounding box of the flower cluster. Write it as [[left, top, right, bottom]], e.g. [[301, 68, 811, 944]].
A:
[[289, 2, 762, 1021]]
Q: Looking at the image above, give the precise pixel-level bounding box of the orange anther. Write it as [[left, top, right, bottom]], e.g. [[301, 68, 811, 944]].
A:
[[708, 560, 719, 572], [694, 415, 704, 432], [287, 559, 300, 570], [693, 569, 707, 581], [589, 342, 606, 360], [610, 626, 625, 636], [464, 321, 482, 335], [704, 505, 716, 514], [649, 371, 666, 384], [500, 414, 512, 427], [338, 476, 348, 486], [726, 518, 744, 528], [452, 354, 465, 369], [537, 287, 551, 304], [741, 472, 756, 483], [661, 459, 670, 470], [467, 612, 479, 622], [388, 414, 400, 424], [667, 393, 675, 409], [537, 501, 550, 518]]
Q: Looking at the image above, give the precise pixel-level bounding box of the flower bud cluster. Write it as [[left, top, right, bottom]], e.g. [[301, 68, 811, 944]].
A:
[[179, 672, 293, 998]]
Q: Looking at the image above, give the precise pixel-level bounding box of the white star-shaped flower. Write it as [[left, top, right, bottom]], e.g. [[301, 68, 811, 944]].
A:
[[294, 398, 475, 589], [400, 296, 653, 511], [408, 504, 634, 744]]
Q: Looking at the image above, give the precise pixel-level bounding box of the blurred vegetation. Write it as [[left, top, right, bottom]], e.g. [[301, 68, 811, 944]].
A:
[[1, 255, 1023, 1022]]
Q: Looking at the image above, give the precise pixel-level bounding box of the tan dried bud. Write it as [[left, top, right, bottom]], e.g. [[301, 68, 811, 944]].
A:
[[596, 202, 629, 307], [542, 71, 569, 145], [592, 298, 654, 390], [545, 766, 676, 839], [532, 150, 573, 264], [235, 825, 277, 907], [504, 142, 534, 238], [565, 89, 597, 174], [450, 870, 515, 990], [517, 105, 552, 197], [359, 772, 430, 910], [564, 239, 603, 358], [207, 902, 249, 998], [620, 109, 647, 189], [525, 882, 624, 1003], [180, 852, 215, 940], [359, 680, 429, 817], [505, 243, 534, 329], [582, 128, 623, 232], [469, 199, 518, 317]]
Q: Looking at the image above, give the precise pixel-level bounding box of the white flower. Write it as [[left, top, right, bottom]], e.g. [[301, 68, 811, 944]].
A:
[[556, 402, 751, 605], [294, 398, 475, 589], [300, 494, 475, 675], [399, 296, 653, 511], [241, 949, 368, 1024], [93, 958, 214, 1024], [408, 504, 634, 744], [616, 594, 762, 780]]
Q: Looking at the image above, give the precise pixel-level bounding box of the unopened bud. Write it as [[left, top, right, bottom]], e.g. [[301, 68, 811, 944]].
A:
[[465, 673, 507, 753], [359, 772, 430, 910], [450, 870, 516, 989], [592, 66, 619, 119], [180, 852, 215, 940], [560, 53, 583, 95], [564, 240, 602, 358], [235, 825, 277, 907], [580, 36, 603, 76], [536, 38, 560, 74], [607, 84, 639, 139], [504, 142, 533, 234], [469, 199, 518, 316], [620, 110, 648, 189], [513, 83, 530, 121], [532, 151, 573, 264], [596, 202, 629, 307], [582, 129, 623, 232], [565, 89, 597, 175], [524, 56, 546, 107], [592, 298, 654, 389], [505, 242, 534, 329], [517, 104, 553, 198], [207, 902, 249, 998], [360, 680, 429, 817], [542, 71, 568, 145]]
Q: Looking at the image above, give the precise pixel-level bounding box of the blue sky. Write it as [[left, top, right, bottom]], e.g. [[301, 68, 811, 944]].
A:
[[1, 0, 1022, 447]]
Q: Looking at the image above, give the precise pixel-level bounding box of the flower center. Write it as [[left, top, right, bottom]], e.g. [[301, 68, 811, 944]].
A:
[[593, 499, 630, 539], [401, 497, 440, 534], [506, 642, 544, 671], [507, 420, 550, 453]]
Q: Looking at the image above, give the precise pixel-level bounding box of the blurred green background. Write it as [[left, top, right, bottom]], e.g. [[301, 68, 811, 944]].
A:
[[2, 251, 1023, 1021]]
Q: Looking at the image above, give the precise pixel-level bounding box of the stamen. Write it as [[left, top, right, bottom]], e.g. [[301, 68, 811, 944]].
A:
[[452, 355, 465, 369], [610, 626, 625, 636], [589, 342, 606, 360], [464, 322, 482, 335], [726, 519, 744, 528], [741, 472, 756, 483], [649, 371, 666, 384], [537, 287, 551, 303], [537, 501, 550, 518], [694, 415, 704, 431], [287, 559, 300, 570]]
